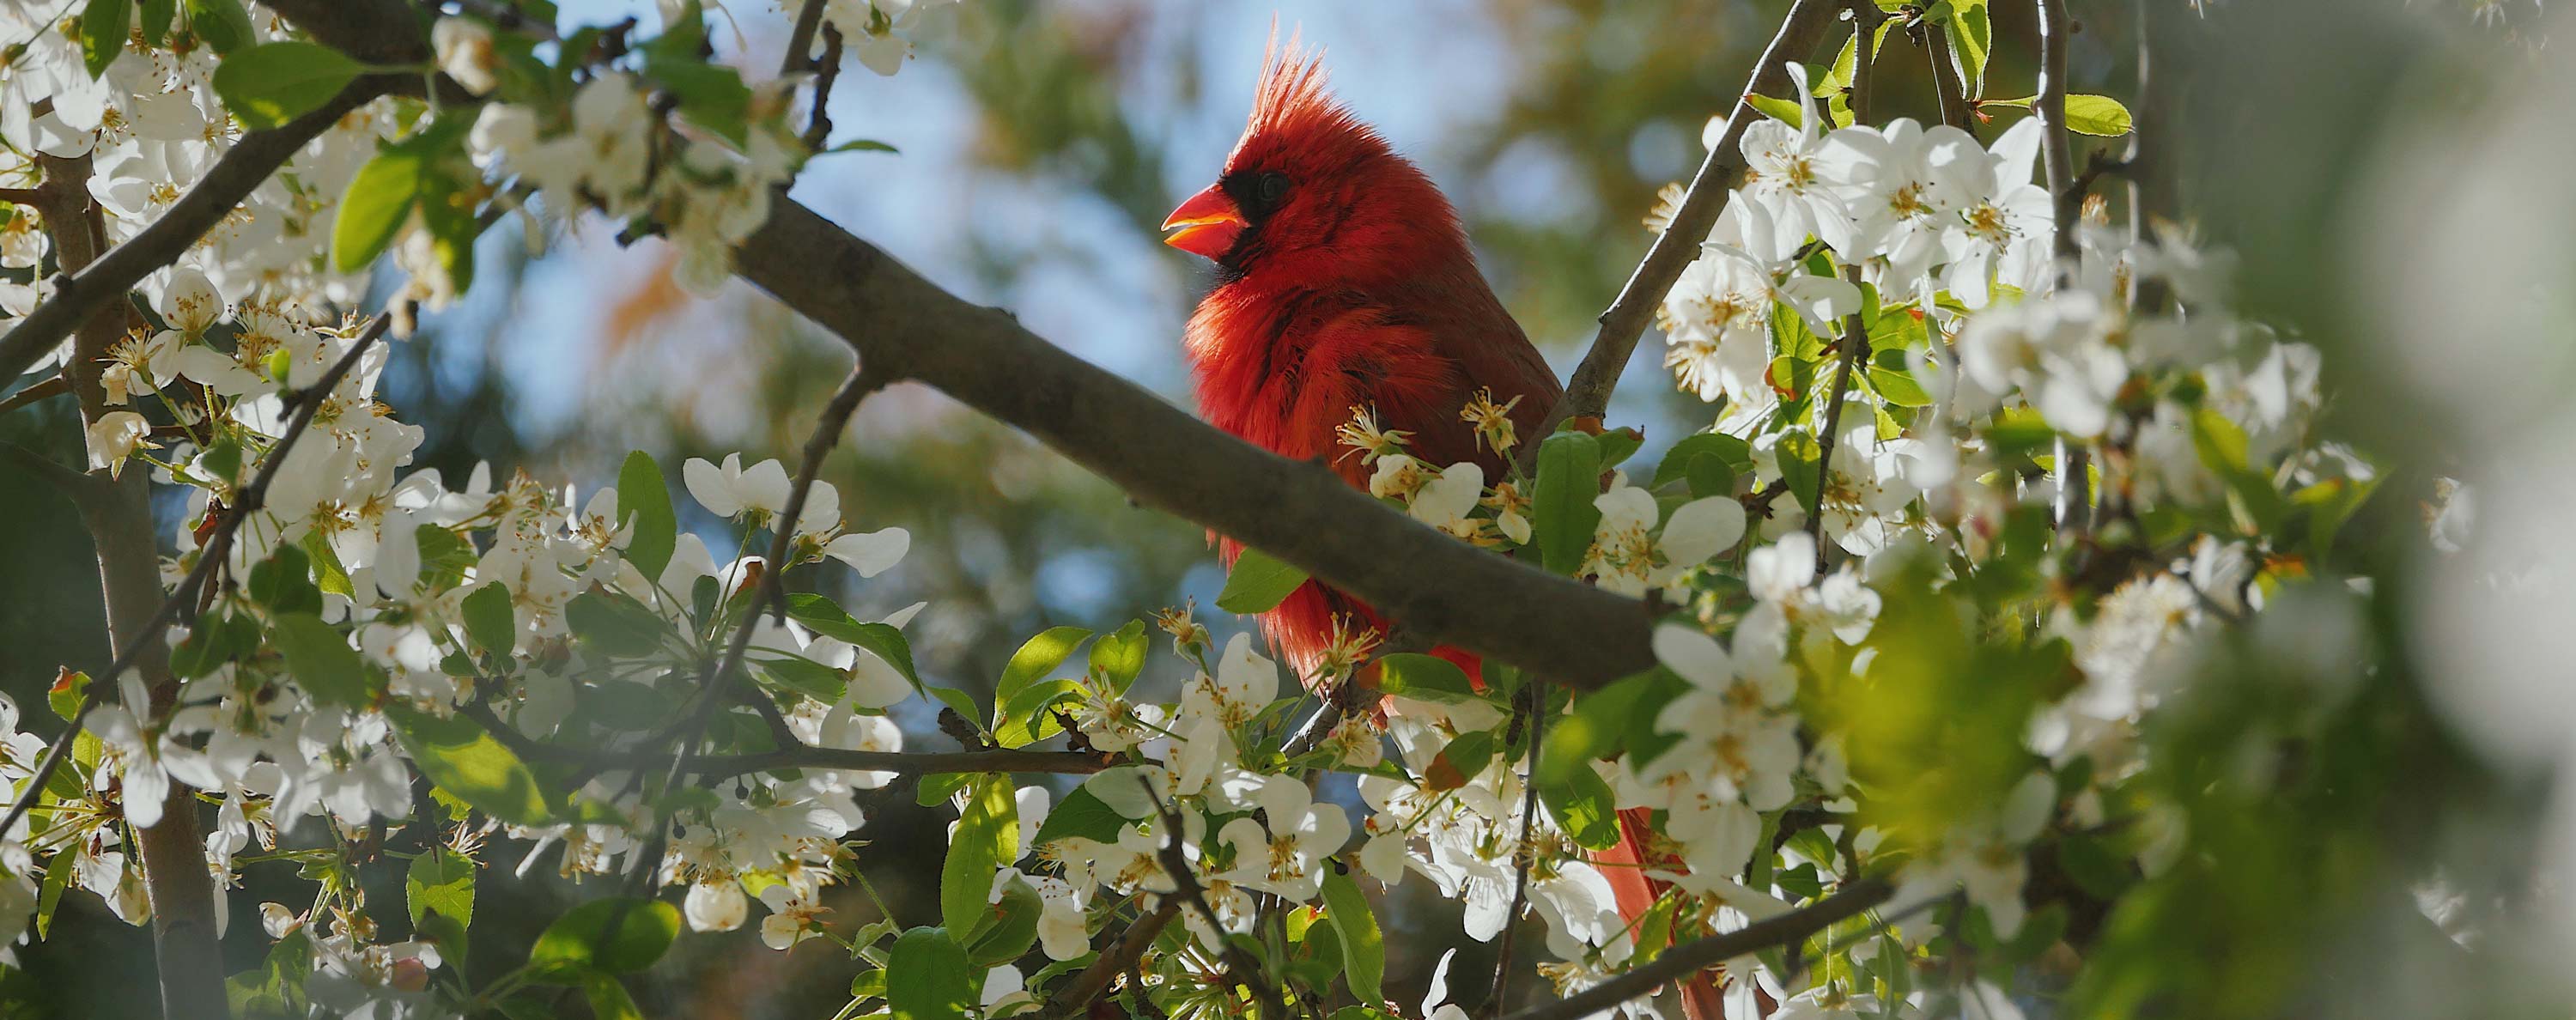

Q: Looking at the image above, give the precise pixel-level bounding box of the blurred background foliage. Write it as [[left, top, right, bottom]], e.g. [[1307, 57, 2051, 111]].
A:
[[1, 0, 2567, 1016]]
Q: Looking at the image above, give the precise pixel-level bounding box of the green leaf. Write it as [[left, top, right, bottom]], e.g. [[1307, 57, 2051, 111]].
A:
[[580, 974, 642, 1020], [301, 531, 355, 598], [929, 686, 985, 738], [47, 670, 89, 723], [35, 850, 70, 938], [185, 0, 255, 54], [139, 0, 176, 47], [332, 143, 426, 273], [756, 656, 849, 703], [1593, 427, 1645, 470], [248, 543, 320, 613], [941, 774, 1018, 935], [994, 677, 1084, 748], [407, 846, 476, 928], [563, 590, 668, 659], [644, 52, 752, 148], [1428, 731, 1497, 790], [80, 0, 131, 79], [964, 873, 1043, 967], [416, 166, 482, 293], [460, 582, 515, 659], [1374, 653, 1478, 704], [1318, 869, 1385, 1003], [886, 926, 975, 1020], [1539, 668, 1689, 786], [213, 41, 365, 130], [384, 702, 555, 825], [825, 138, 899, 155], [1030, 785, 1127, 847], [272, 612, 373, 707], [916, 771, 977, 808], [1867, 366, 1934, 408], [1982, 94, 2135, 136], [1539, 761, 1621, 851], [1943, 0, 1992, 99], [528, 898, 680, 980], [1655, 433, 1753, 489], [2063, 94, 2135, 137], [1089, 619, 1150, 693], [1218, 548, 1308, 614], [1685, 453, 1738, 501], [1776, 429, 1825, 519], [1533, 431, 1603, 575], [992, 625, 1092, 714], [1744, 92, 1802, 131], [616, 452, 677, 580], [786, 593, 925, 689]]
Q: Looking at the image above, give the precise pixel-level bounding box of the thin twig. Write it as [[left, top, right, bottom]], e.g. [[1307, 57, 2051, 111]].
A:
[[1493, 877, 1893, 1020], [1805, 266, 1871, 575], [2032, 0, 2092, 537], [1841, 0, 1888, 127], [1047, 900, 1181, 1017], [801, 24, 846, 153], [1485, 684, 1550, 1016], [1142, 778, 1285, 1020], [0, 374, 68, 417], [0, 315, 391, 843], [780, 0, 828, 76], [1521, 0, 1838, 467]]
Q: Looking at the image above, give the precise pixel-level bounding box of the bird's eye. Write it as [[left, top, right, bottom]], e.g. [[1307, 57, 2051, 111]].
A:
[[1256, 172, 1291, 208]]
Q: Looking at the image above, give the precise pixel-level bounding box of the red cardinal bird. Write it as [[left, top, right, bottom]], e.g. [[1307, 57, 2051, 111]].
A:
[[1161, 39, 1556, 678], [1163, 39, 1726, 1020]]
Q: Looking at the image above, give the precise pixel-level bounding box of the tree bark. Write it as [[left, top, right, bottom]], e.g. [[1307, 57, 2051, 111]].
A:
[[29, 153, 229, 1019]]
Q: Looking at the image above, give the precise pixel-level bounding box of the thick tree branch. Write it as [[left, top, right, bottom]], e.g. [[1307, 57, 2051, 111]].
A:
[[260, 0, 1672, 695], [1525, 0, 1838, 452], [1494, 877, 1893, 1020], [0, 82, 386, 383], [732, 200, 1659, 689]]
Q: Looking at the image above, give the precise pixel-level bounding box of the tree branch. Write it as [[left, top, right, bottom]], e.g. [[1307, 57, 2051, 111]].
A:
[[0, 440, 107, 504], [0, 82, 386, 383], [1524, 0, 1839, 457], [1143, 779, 1285, 1020], [1046, 900, 1181, 1018], [263, 0, 1688, 695], [0, 374, 67, 417], [732, 199, 1659, 689], [1493, 877, 1893, 1020], [2033, 0, 2092, 537], [781, 0, 828, 76], [0, 316, 392, 846], [1806, 266, 1871, 574]]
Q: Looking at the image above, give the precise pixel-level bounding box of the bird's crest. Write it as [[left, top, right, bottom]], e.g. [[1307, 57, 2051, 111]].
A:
[[1237, 24, 1366, 153]]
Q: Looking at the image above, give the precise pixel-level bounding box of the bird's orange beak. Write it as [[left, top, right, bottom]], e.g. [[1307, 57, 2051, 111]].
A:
[[1162, 184, 1247, 260]]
